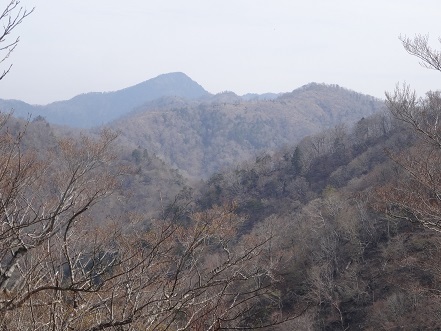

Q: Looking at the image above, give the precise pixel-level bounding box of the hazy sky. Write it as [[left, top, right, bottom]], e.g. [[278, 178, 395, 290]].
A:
[[1, 0, 440, 105]]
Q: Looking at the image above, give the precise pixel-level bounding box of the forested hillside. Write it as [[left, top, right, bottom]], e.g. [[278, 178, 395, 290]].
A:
[[112, 83, 383, 178], [1, 8, 441, 328], [194, 110, 425, 329], [0, 112, 294, 330], [4, 86, 440, 329], [1, 78, 384, 178]]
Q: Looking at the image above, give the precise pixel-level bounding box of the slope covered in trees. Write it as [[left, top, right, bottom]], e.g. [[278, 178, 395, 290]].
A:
[[193, 107, 441, 329], [112, 83, 384, 178], [2, 87, 441, 329], [4, 94, 441, 329], [1, 78, 384, 178], [2, 5, 441, 327], [0, 114, 293, 330]]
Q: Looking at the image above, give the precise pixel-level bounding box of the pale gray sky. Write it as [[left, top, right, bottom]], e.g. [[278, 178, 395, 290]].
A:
[[1, 0, 440, 105]]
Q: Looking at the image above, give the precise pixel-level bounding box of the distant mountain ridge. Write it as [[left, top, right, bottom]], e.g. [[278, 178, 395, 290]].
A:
[[0, 72, 210, 127], [0, 74, 386, 177]]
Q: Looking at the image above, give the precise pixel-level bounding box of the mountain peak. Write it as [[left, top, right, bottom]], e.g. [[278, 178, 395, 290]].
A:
[[3, 72, 210, 128], [155, 72, 192, 80], [133, 72, 209, 99], [140, 72, 195, 86]]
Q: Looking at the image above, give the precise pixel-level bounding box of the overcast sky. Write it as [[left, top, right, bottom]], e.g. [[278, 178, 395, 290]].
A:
[[1, 0, 440, 105]]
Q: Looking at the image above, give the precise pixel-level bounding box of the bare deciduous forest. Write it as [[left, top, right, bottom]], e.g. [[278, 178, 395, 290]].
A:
[[2, 2, 441, 330]]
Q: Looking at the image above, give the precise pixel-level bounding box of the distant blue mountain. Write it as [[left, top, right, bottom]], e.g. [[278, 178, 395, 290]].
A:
[[0, 72, 210, 128]]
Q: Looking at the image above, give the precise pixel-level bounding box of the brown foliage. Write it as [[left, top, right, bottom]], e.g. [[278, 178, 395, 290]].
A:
[[0, 117, 287, 329], [376, 142, 441, 232]]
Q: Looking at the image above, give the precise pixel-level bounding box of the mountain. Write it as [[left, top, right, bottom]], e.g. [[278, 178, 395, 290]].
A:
[[0, 72, 210, 127], [194, 109, 441, 329], [6, 78, 439, 329], [0, 77, 386, 179], [111, 83, 385, 178]]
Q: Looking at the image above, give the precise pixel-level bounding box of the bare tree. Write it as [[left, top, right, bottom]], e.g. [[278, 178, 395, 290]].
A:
[[380, 35, 441, 232], [0, 117, 291, 330], [400, 34, 441, 72], [0, 120, 119, 320], [0, 0, 33, 81]]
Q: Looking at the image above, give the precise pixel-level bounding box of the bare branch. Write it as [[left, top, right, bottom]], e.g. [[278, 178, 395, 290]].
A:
[[400, 34, 441, 72], [0, 0, 34, 81]]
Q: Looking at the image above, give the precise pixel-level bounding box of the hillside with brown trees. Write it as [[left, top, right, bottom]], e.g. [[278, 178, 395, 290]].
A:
[[111, 83, 384, 178], [3, 5, 441, 329], [4, 82, 440, 329]]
